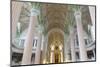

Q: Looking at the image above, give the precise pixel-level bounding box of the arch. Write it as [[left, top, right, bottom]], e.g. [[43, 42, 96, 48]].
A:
[[46, 28, 65, 63], [47, 28, 64, 37]]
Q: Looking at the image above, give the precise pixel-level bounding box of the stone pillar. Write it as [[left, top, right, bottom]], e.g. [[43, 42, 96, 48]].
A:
[[74, 10, 87, 61], [61, 51, 63, 62], [34, 32, 42, 64], [42, 34, 47, 63], [70, 28, 76, 62], [89, 6, 95, 41], [40, 34, 44, 63], [64, 34, 71, 62], [12, 2, 23, 42], [50, 51, 54, 63], [50, 45, 55, 63], [64, 34, 67, 61], [41, 35, 44, 51], [42, 34, 48, 62], [59, 44, 63, 62], [21, 8, 40, 64]]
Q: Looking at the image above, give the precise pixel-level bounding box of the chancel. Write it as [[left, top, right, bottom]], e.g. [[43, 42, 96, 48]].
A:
[[11, 1, 96, 66]]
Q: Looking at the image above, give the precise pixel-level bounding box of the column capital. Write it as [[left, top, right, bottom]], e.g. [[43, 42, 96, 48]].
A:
[[30, 8, 40, 16]]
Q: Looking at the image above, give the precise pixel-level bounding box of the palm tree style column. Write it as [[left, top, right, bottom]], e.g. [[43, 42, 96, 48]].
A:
[[21, 8, 40, 64], [65, 11, 76, 62], [74, 9, 87, 61]]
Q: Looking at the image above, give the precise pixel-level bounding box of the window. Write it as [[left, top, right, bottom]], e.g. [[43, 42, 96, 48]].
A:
[[76, 35, 79, 46], [16, 22, 21, 37], [17, 22, 21, 33], [33, 39, 37, 47], [33, 40, 35, 47], [76, 52, 80, 60], [87, 50, 94, 59], [31, 53, 35, 62], [35, 40, 37, 47]]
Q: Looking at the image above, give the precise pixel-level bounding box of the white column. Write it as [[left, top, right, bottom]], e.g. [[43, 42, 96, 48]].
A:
[[42, 35, 47, 63], [40, 34, 45, 63], [61, 51, 63, 62], [70, 38, 76, 62], [59, 45, 63, 62], [64, 34, 67, 61], [89, 6, 95, 41], [70, 29, 76, 62], [41, 34, 44, 51], [21, 8, 40, 64], [50, 45, 55, 63], [74, 10, 87, 61], [43, 34, 48, 60], [12, 2, 23, 42], [64, 34, 70, 62], [34, 32, 42, 64], [50, 51, 54, 63]]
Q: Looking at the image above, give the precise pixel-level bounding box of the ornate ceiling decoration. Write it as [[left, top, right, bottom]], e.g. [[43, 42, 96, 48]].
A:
[[18, 2, 92, 35], [43, 4, 68, 32]]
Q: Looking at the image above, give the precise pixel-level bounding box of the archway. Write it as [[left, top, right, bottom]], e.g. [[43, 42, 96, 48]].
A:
[[47, 28, 64, 63]]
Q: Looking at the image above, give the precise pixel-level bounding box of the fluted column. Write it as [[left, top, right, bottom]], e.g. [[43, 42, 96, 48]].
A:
[[74, 10, 87, 61], [12, 2, 23, 42], [21, 8, 40, 64]]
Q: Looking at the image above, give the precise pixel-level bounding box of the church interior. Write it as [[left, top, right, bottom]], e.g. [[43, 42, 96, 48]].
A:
[[11, 1, 96, 66]]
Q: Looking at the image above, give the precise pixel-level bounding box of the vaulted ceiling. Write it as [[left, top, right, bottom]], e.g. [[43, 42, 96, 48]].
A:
[[42, 4, 68, 32], [18, 2, 92, 35]]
